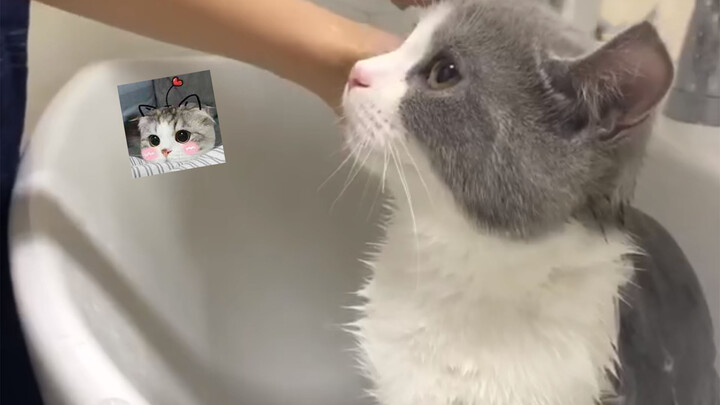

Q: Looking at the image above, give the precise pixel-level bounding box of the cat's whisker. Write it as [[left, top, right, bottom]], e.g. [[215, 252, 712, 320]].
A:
[[328, 147, 347, 158], [332, 97, 349, 115], [340, 105, 372, 191], [389, 143, 420, 280], [390, 144, 415, 232], [331, 145, 372, 212], [339, 139, 368, 192], [317, 148, 356, 192], [398, 139, 433, 206], [381, 146, 389, 194]]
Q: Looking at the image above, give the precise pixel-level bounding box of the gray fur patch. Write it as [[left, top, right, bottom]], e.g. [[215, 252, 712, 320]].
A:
[[399, 0, 671, 238]]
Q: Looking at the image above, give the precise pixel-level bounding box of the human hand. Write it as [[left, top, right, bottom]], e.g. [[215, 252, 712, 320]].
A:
[[322, 22, 402, 114]]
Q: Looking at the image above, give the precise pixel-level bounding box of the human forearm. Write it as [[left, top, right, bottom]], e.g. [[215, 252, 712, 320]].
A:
[[37, 0, 399, 108]]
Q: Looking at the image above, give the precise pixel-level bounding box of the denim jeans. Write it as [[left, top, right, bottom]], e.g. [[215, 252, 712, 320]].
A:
[[1, 0, 45, 403]]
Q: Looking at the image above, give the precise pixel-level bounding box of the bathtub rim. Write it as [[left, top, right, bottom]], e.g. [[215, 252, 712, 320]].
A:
[[7, 59, 197, 405]]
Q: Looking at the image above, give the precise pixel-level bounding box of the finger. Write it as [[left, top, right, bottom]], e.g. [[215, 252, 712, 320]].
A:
[[374, 34, 403, 53]]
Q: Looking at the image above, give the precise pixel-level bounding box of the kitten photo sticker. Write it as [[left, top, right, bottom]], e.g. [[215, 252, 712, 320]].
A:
[[117, 70, 226, 178]]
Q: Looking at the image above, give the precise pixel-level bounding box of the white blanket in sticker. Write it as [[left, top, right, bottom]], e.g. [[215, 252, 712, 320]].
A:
[[129, 145, 226, 178]]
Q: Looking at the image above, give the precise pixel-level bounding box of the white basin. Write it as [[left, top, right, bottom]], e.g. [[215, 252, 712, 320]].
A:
[[11, 56, 387, 405], [10, 55, 719, 404]]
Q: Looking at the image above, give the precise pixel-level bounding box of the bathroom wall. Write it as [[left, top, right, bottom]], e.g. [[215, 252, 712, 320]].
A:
[[601, 0, 693, 57]]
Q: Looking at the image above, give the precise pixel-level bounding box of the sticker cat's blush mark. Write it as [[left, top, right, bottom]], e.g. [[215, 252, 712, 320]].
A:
[[182, 141, 200, 155], [142, 147, 159, 161]]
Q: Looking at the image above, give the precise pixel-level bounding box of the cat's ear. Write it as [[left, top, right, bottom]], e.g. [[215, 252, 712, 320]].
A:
[[138, 104, 157, 117], [547, 22, 674, 139], [178, 94, 202, 110], [201, 105, 216, 117]]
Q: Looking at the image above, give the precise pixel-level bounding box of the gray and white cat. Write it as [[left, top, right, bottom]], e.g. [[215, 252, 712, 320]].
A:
[[341, 1, 719, 404], [136, 105, 216, 163]]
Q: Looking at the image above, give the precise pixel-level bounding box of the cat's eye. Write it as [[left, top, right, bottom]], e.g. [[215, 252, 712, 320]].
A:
[[175, 130, 190, 144], [427, 57, 461, 90], [148, 135, 160, 147]]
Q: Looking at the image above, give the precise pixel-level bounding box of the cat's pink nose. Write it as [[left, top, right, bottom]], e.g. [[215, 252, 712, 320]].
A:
[[348, 64, 371, 89]]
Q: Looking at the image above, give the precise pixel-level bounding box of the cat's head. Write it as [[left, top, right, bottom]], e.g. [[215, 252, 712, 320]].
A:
[[341, 0, 673, 238], [137, 104, 217, 163]]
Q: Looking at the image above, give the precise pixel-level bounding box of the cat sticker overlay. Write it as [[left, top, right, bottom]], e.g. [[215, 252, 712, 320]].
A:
[[117, 70, 226, 178]]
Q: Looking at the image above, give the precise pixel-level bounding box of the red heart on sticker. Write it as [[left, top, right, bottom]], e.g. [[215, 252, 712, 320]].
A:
[[172, 77, 183, 86]]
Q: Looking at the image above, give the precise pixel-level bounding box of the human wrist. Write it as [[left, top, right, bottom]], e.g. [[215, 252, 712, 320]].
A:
[[316, 20, 401, 110]]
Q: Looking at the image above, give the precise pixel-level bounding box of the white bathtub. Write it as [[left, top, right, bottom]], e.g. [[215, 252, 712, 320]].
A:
[[10, 10, 720, 405], [11, 57, 390, 405]]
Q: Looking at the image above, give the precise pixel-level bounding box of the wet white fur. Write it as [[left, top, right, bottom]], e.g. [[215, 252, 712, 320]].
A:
[[342, 3, 636, 405]]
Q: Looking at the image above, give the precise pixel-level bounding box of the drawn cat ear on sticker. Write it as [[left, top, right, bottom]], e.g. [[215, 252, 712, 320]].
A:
[[178, 94, 202, 110], [138, 104, 157, 117], [201, 105, 216, 117], [545, 22, 674, 140]]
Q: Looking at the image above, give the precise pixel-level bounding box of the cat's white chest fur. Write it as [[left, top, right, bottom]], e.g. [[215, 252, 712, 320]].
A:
[[352, 195, 636, 405]]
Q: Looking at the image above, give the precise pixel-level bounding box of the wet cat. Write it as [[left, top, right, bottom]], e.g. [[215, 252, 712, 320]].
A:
[[341, 1, 719, 404]]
